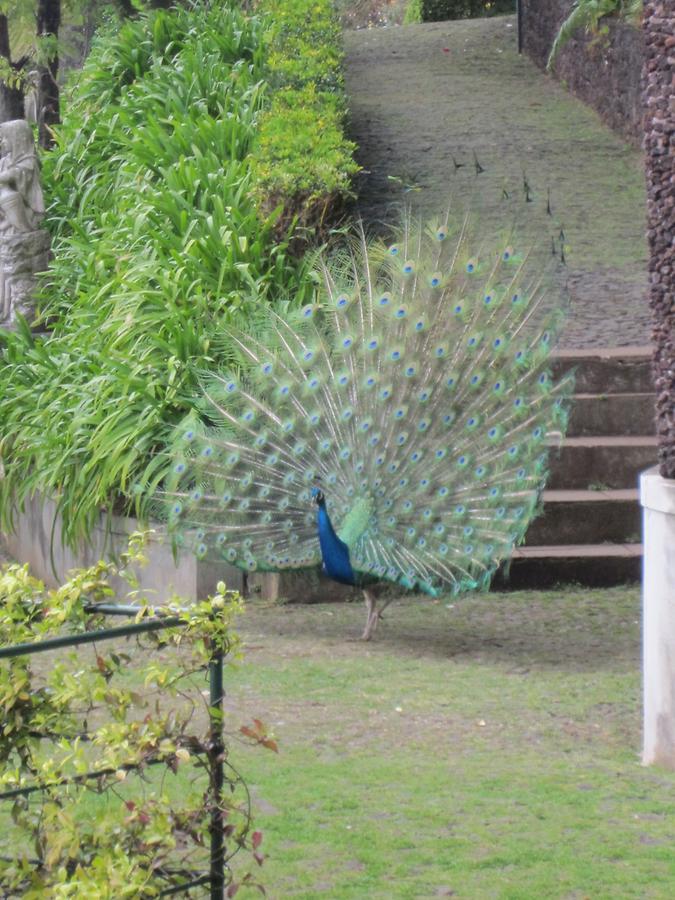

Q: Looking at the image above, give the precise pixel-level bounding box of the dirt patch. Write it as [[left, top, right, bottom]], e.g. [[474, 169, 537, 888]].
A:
[[236, 587, 639, 671]]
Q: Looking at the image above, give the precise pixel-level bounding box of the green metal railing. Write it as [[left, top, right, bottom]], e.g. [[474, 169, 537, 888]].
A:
[[0, 603, 227, 899]]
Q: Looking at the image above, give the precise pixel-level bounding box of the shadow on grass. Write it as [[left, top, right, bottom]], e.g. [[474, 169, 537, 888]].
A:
[[241, 586, 641, 673]]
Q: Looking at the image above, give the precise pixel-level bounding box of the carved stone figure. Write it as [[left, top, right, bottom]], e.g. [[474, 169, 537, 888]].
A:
[[0, 120, 50, 328]]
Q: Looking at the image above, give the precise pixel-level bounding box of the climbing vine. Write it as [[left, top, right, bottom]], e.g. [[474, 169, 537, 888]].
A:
[[0, 535, 271, 897], [547, 0, 642, 68]]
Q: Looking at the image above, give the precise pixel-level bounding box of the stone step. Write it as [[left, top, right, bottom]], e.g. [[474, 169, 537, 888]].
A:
[[526, 488, 641, 545], [567, 393, 655, 436], [547, 435, 657, 490], [495, 543, 642, 589], [552, 346, 652, 394]]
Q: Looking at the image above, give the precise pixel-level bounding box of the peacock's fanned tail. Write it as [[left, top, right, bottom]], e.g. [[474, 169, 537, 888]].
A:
[[159, 203, 572, 596]]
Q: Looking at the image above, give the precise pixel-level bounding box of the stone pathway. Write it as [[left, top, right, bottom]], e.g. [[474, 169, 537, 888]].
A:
[[344, 16, 650, 348]]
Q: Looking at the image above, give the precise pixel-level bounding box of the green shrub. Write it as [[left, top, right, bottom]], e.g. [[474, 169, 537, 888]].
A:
[[252, 84, 359, 238], [250, 0, 358, 237], [419, 0, 515, 21], [404, 0, 423, 24], [0, 0, 356, 547], [262, 0, 345, 92]]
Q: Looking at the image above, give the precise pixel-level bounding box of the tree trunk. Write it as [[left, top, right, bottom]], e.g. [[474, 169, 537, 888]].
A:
[[643, 2, 675, 478], [0, 15, 25, 123], [36, 0, 61, 149], [114, 0, 139, 16]]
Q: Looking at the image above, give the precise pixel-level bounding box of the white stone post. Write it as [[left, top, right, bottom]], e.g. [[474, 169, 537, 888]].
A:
[[640, 466, 675, 768]]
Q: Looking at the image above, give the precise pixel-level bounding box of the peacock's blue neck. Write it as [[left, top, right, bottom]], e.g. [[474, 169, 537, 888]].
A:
[[316, 500, 357, 586]]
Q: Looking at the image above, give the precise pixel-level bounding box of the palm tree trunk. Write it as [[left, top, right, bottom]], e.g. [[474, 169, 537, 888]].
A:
[[643, 2, 675, 478], [0, 15, 25, 123], [36, 0, 61, 149]]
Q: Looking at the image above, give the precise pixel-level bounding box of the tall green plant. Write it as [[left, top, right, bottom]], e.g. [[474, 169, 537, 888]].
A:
[[0, 3, 305, 545], [547, 0, 642, 69], [0, 0, 356, 547]]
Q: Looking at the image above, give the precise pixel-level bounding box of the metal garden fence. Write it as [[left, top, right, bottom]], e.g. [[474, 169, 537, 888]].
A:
[[0, 602, 229, 899]]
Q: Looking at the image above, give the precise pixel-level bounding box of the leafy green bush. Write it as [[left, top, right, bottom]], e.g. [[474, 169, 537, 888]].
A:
[[0, 536, 270, 897], [251, 0, 358, 237], [261, 0, 345, 92], [252, 84, 358, 238], [547, 0, 642, 68], [417, 0, 515, 21], [404, 0, 424, 24], [0, 0, 356, 546]]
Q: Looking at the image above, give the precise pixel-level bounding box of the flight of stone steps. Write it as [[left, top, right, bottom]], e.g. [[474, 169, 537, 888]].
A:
[[499, 347, 655, 589]]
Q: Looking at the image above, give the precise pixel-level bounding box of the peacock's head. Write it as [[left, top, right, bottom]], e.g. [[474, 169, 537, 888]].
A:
[[310, 486, 325, 506]]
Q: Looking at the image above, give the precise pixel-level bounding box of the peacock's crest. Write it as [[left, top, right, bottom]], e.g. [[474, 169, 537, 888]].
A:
[[159, 196, 571, 597]]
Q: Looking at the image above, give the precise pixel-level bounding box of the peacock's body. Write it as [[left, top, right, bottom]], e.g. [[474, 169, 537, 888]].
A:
[[161, 194, 571, 638]]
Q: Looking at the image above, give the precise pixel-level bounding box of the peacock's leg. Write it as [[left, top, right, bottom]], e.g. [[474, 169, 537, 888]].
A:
[[377, 597, 393, 620], [361, 588, 379, 641]]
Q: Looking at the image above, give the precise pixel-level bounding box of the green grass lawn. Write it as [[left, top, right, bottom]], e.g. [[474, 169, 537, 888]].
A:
[[221, 587, 675, 898]]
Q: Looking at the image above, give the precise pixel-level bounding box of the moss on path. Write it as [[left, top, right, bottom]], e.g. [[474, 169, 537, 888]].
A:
[[344, 16, 649, 348]]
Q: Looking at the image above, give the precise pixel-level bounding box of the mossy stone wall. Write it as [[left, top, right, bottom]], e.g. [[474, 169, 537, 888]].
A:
[[520, 0, 643, 144]]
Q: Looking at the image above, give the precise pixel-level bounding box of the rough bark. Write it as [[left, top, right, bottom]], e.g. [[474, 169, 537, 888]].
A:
[[113, 0, 139, 16], [0, 15, 25, 123], [36, 0, 61, 149], [643, 2, 675, 478]]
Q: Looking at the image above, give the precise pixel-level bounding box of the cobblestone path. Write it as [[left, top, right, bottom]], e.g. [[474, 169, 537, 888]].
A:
[[344, 16, 650, 348]]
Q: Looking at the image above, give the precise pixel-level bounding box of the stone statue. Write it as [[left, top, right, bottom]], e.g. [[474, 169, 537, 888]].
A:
[[0, 120, 50, 328]]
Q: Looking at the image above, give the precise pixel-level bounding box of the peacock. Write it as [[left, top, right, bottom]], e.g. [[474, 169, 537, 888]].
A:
[[159, 184, 571, 639]]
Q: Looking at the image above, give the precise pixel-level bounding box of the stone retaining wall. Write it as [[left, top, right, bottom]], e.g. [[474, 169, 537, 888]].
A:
[[520, 0, 643, 144], [1, 491, 352, 605], [1, 492, 244, 603]]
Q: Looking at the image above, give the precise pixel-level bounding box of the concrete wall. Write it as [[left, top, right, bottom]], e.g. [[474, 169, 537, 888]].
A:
[[2, 492, 244, 605], [520, 0, 643, 144], [1, 491, 355, 606]]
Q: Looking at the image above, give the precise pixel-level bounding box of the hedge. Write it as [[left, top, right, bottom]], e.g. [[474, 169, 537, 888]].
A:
[[407, 0, 515, 22], [250, 0, 359, 238]]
